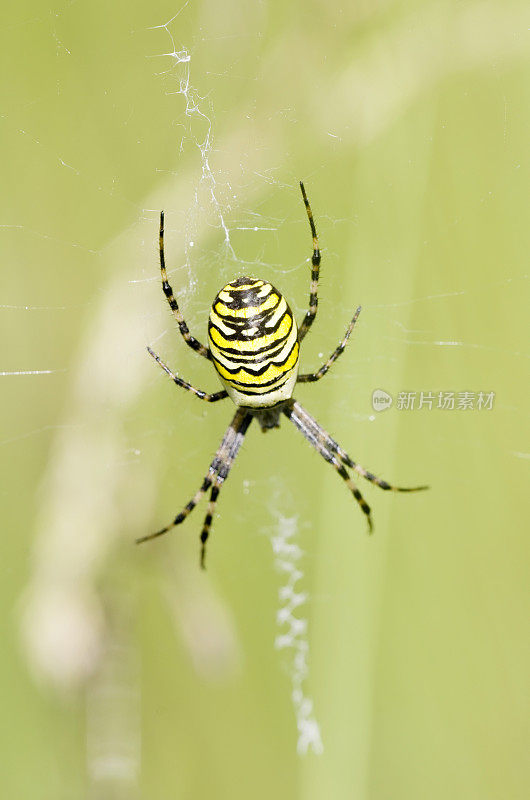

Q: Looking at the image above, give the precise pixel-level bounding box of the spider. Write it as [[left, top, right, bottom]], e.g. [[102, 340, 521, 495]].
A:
[[137, 183, 428, 567]]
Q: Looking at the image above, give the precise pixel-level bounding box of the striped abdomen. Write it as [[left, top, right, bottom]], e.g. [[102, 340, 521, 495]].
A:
[[208, 277, 299, 408]]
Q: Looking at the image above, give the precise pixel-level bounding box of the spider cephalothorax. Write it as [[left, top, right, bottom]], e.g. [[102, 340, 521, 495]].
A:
[[137, 183, 428, 567]]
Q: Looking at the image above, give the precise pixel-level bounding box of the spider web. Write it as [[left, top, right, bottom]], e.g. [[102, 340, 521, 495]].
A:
[[146, 7, 325, 753], [266, 494, 324, 755], [2, 0, 528, 794]]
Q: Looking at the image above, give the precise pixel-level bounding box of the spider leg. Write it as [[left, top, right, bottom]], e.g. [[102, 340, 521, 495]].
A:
[[297, 182, 321, 343], [297, 306, 362, 383], [198, 409, 253, 568], [283, 400, 373, 532], [136, 476, 213, 544], [147, 346, 228, 402], [136, 408, 252, 546], [333, 440, 429, 493], [158, 211, 211, 360], [199, 485, 220, 569], [289, 400, 429, 493]]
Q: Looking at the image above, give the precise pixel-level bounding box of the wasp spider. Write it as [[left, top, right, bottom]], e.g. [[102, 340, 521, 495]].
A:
[[137, 183, 428, 567]]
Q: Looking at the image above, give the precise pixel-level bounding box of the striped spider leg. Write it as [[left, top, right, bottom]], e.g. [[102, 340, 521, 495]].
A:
[[283, 400, 428, 531], [158, 210, 211, 360], [298, 305, 362, 383], [137, 408, 252, 568], [297, 181, 322, 343], [146, 346, 228, 402]]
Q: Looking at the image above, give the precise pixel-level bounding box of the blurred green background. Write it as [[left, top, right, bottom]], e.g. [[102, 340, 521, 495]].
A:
[[1, 0, 528, 797]]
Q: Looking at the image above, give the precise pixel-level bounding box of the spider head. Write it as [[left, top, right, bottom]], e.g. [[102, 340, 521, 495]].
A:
[[252, 404, 287, 431]]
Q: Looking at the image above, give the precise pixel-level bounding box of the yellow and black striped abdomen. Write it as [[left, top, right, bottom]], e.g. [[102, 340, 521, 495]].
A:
[[208, 277, 299, 408]]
